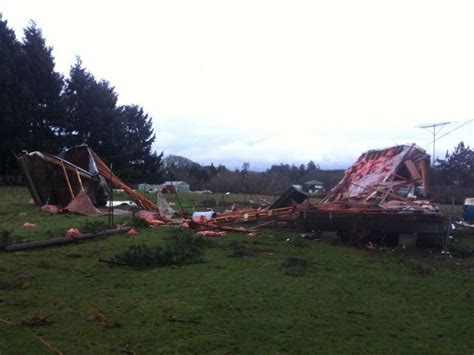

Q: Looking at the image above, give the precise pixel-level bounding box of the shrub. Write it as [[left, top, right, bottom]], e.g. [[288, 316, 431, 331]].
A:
[[111, 232, 204, 267], [228, 241, 260, 257], [282, 256, 310, 276], [0, 229, 13, 249]]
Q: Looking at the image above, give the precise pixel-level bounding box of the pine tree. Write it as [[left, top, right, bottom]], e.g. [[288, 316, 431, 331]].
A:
[[21, 21, 64, 151], [62, 58, 124, 159], [436, 142, 474, 187], [0, 14, 29, 175], [116, 104, 160, 180]]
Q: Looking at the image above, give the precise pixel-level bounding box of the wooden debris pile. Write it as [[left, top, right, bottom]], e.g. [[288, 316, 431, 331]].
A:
[[322, 143, 437, 213], [190, 205, 304, 234]]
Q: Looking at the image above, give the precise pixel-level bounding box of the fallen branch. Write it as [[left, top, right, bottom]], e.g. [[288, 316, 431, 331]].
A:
[[0, 317, 63, 355], [6, 227, 131, 252], [36, 336, 64, 355]]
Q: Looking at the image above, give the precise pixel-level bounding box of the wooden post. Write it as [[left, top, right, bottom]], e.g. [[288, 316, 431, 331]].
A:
[[60, 161, 75, 200], [75, 168, 84, 191]]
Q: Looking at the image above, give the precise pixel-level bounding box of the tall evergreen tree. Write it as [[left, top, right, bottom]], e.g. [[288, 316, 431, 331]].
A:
[[117, 104, 161, 181], [436, 142, 474, 187], [63, 58, 125, 161], [0, 15, 29, 175], [21, 21, 64, 151]]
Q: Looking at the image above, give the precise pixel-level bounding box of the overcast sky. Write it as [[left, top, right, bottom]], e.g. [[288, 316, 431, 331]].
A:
[[2, 0, 474, 170]]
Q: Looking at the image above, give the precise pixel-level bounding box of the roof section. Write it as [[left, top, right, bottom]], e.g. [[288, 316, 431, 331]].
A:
[[322, 144, 431, 207]]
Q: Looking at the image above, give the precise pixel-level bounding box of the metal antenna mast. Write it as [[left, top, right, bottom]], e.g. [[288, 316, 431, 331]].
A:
[[417, 122, 451, 166]]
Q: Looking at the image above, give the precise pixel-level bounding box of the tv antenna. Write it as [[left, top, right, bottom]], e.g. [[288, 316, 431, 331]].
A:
[[416, 122, 451, 166]]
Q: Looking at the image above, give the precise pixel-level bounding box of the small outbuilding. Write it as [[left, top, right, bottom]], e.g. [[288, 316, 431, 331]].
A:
[[303, 180, 325, 193], [160, 181, 190, 193]]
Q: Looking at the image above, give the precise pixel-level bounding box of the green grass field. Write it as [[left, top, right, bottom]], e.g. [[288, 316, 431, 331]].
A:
[[0, 186, 473, 354]]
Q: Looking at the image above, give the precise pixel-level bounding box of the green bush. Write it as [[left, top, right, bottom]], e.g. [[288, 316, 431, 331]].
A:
[[228, 241, 260, 257], [111, 233, 204, 268], [0, 229, 13, 249], [282, 256, 310, 276]]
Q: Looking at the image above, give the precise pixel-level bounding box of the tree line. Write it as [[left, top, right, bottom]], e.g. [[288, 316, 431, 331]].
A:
[[432, 141, 474, 203], [163, 155, 344, 195], [162, 142, 474, 197], [0, 15, 161, 182]]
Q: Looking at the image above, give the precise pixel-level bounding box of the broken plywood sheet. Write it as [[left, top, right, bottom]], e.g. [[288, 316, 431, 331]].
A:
[[65, 191, 103, 216]]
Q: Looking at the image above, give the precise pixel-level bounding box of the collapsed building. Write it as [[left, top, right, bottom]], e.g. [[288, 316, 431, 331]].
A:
[[297, 144, 444, 245], [195, 144, 445, 246], [16, 143, 445, 248], [16, 145, 160, 216]]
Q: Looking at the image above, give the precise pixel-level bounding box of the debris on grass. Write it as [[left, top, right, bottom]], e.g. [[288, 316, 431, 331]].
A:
[[65, 228, 80, 238], [127, 228, 137, 237], [23, 222, 37, 229], [41, 205, 61, 214], [196, 230, 226, 237], [136, 210, 167, 226], [21, 314, 54, 327], [15, 271, 36, 281], [86, 312, 107, 325], [67, 251, 82, 258], [13, 251, 27, 256]]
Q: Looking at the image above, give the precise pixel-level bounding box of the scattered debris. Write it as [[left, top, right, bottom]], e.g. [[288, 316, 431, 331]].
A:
[[21, 314, 54, 327], [41, 205, 61, 214], [105, 200, 136, 208], [127, 228, 137, 237], [67, 251, 82, 258], [13, 251, 27, 256], [196, 230, 226, 237], [136, 210, 168, 226], [65, 228, 80, 238], [86, 312, 107, 325], [16, 271, 36, 281], [23, 222, 37, 229], [65, 191, 102, 216], [269, 185, 308, 209]]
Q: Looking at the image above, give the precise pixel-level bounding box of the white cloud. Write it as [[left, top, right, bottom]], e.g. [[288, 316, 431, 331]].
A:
[[2, 0, 474, 169]]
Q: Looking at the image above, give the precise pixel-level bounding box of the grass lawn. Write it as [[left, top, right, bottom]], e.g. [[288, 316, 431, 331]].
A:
[[0, 186, 473, 354]]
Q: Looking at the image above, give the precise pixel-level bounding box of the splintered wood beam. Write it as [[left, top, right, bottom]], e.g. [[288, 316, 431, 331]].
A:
[[75, 168, 84, 191], [404, 159, 421, 180], [60, 160, 75, 200]]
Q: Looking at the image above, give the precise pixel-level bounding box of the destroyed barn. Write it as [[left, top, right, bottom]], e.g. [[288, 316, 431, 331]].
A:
[[14, 143, 446, 249]]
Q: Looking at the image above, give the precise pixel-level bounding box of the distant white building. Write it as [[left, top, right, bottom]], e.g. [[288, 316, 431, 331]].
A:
[[139, 181, 190, 193], [159, 181, 190, 193], [303, 180, 325, 193]]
